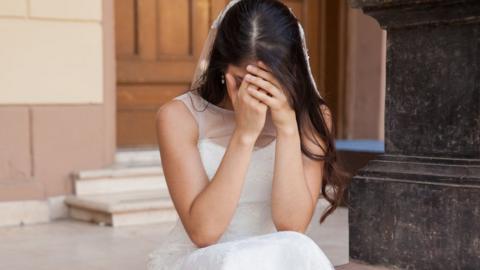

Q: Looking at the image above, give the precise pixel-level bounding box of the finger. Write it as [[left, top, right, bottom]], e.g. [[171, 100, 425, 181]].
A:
[[248, 92, 268, 112], [257, 61, 277, 77], [246, 86, 276, 107], [236, 76, 259, 105], [237, 74, 252, 96], [246, 85, 268, 103], [257, 61, 284, 88], [246, 63, 282, 91], [257, 61, 272, 72], [256, 61, 285, 91], [244, 83, 262, 104], [244, 74, 282, 98], [249, 85, 265, 104]]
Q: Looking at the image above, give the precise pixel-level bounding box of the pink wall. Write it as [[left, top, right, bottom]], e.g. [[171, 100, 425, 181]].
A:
[[345, 8, 386, 140], [0, 0, 116, 201]]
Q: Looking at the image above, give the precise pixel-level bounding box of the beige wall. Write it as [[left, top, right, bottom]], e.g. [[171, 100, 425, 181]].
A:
[[0, 0, 115, 202], [0, 0, 103, 104], [344, 8, 386, 141]]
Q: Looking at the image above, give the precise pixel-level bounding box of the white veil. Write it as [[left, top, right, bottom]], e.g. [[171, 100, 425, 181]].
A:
[[190, 0, 320, 97]]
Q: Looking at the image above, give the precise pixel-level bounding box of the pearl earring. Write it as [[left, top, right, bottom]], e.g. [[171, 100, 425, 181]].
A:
[[221, 74, 225, 84]]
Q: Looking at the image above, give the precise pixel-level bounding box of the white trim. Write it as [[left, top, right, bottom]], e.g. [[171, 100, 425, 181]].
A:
[[0, 195, 69, 227], [114, 149, 161, 167], [0, 200, 49, 227], [48, 195, 69, 220]]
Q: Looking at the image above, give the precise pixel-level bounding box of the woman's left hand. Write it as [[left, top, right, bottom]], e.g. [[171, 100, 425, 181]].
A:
[[244, 61, 297, 135]]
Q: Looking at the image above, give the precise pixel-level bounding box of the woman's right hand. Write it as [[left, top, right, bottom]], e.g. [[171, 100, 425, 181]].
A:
[[225, 72, 267, 143]]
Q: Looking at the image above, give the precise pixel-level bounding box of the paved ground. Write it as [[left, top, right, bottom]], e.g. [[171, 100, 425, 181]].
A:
[[336, 262, 394, 270], [0, 201, 387, 269]]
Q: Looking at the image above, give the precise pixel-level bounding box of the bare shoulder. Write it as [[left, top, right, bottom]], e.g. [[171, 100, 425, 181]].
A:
[[155, 98, 199, 144]]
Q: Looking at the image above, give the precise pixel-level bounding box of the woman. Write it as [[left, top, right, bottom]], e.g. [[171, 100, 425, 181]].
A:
[[148, 0, 348, 269]]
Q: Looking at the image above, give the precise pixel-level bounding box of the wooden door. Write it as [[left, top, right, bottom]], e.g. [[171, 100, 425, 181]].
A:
[[114, 0, 322, 148]]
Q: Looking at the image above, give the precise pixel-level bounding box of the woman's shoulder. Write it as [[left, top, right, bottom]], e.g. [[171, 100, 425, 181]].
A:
[[157, 91, 199, 121], [155, 91, 200, 142]]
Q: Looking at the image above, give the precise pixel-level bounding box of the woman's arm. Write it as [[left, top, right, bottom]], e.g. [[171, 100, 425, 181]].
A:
[[242, 62, 333, 232], [156, 102, 257, 248], [270, 106, 332, 232], [184, 128, 257, 246]]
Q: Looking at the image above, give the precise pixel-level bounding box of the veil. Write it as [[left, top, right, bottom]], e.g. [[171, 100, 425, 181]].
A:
[[190, 0, 320, 97]]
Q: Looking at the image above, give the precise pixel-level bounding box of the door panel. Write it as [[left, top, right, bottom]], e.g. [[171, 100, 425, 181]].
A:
[[115, 0, 322, 147]]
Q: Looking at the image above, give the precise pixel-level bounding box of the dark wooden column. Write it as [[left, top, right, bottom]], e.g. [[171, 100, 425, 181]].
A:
[[346, 0, 480, 269]]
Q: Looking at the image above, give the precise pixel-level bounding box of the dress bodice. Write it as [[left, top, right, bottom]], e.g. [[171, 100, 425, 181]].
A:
[[182, 89, 277, 202], [149, 90, 278, 262], [148, 90, 335, 270], [174, 90, 278, 238]]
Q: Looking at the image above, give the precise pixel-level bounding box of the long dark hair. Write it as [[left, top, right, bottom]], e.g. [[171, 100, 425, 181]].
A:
[[190, 0, 349, 223]]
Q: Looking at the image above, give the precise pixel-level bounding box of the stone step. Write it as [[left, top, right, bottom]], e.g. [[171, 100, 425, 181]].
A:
[[115, 148, 161, 167], [65, 190, 178, 227], [72, 165, 167, 196], [67, 149, 176, 226]]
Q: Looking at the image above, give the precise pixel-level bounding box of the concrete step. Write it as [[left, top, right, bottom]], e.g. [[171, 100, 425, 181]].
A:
[[115, 148, 161, 167], [72, 165, 167, 196], [67, 149, 176, 227], [65, 189, 178, 227]]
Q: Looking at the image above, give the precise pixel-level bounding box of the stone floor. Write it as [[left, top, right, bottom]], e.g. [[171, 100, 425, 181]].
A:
[[336, 263, 393, 270], [0, 202, 390, 269]]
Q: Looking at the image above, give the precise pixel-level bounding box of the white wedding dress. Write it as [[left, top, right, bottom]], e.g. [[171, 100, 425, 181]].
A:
[[147, 90, 335, 270]]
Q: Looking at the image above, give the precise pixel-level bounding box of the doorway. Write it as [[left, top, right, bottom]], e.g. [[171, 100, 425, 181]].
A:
[[114, 0, 343, 148]]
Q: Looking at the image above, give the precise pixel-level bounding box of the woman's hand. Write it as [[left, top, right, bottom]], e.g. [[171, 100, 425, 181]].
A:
[[225, 72, 267, 143], [244, 61, 297, 135]]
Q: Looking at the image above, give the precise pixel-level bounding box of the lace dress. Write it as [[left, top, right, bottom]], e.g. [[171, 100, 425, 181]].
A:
[[147, 90, 335, 270]]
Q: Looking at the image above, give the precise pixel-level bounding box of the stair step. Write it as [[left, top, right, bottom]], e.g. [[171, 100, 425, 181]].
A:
[[115, 148, 161, 167], [65, 190, 178, 227], [68, 149, 177, 226], [74, 165, 164, 179], [72, 166, 166, 196]]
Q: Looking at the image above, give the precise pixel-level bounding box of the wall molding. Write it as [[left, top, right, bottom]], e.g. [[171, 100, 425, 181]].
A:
[[0, 195, 69, 227]]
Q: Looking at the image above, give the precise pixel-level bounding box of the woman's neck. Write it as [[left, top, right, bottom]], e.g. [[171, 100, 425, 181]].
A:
[[219, 96, 234, 111]]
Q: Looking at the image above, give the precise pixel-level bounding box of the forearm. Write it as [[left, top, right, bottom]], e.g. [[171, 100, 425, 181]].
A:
[[271, 127, 315, 232], [189, 130, 255, 244]]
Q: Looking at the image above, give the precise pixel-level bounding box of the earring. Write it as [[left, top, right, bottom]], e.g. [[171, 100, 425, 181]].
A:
[[221, 74, 225, 84]]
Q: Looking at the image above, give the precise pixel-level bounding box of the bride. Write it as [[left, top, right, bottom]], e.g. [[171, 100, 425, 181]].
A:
[[148, 0, 349, 269]]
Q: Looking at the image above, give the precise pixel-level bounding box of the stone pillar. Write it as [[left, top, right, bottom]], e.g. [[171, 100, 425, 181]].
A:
[[346, 0, 480, 269]]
